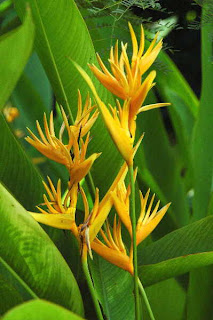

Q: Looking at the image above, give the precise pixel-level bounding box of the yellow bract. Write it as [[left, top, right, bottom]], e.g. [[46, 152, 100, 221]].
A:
[[74, 62, 144, 165], [28, 22, 172, 272], [91, 217, 133, 274], [112, 181, 171, 245], [30, 178, 79, 238], [26, 93, 99, 184], [89, 22, 170, 134]]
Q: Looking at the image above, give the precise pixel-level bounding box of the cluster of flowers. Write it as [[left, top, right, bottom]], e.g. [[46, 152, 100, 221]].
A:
[[27, 23, 170, 273]]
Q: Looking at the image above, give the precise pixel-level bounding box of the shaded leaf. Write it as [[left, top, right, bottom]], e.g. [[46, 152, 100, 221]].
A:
[[0, 6, 34, 109], [142, 279, 186, 320], [191, 0, 213, 220], [0, 114, 44, 210]]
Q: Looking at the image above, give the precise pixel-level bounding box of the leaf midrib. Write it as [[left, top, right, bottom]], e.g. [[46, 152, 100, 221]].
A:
[[0, 256, 38, 299], [32, 0, 74, 123]]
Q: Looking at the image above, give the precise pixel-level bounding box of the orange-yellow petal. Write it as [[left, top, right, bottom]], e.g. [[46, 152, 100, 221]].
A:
[[30, 212, 76, 230], [136, 202, 171, 245], [91, 240, 133, 274], [69, 153, 101, 186]]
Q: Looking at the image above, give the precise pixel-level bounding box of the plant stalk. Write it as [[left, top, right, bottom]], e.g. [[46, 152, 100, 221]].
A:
[[138, 277, 156, 320], [129, 165, 140, 320], [86, 172, 96, 201], [82, 247, 104, 320]]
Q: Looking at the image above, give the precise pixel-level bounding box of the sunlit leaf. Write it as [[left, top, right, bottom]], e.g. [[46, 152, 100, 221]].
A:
[[2, 300, 84, 320], [0, 183, 84, 316]]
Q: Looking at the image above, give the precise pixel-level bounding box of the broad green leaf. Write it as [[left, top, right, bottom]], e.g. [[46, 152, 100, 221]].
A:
[[191, 0, 213, 220], [138, 216, 213, 286], [0, 183, 84, 316], [13, 0, 122, 196], [11, 52, 52, 128], [2, 300, 84, 320], [90, 254, 134, 320], [156, 50, 199, 189], [188, 2, 213, 318], [187, 266, 213, 320], [142, 279, 186, 320], [0, 6, 34, 109], [0, 275, 23, 316], [0, 114, 44, 210], [136, 91, 190, 228]]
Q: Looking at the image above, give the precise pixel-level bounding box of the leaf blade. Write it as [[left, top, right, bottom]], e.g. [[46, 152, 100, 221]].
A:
[[0, 183, 84, 316], [0, 7, 34, 109]]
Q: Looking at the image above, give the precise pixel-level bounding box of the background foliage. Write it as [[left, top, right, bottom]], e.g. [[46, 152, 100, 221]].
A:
[[0, 0, 213, 319]]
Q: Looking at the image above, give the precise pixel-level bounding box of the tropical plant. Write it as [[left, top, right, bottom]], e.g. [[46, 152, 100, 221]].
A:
[[0, 0, 213, 319]]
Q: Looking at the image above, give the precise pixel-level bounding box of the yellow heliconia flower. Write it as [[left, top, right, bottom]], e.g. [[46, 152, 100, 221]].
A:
[[74, 62, 144, 165], [30, 177, 79, 238], [136, 189, 171, 244], [79, 160, 130, 246], [89, 22, 170, 134], [70, 90, 99, 139], [68, 132, 101, 187], [26, 92, 98, 169], [26, 103, 100, 184], [30, 161, 129, 253], [91, 217, 133, 274], [112, 185, 171, 245], [25, 110, 73, 168]]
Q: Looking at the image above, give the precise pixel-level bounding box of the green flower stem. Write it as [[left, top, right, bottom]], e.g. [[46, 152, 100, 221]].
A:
[[138, 277, 156, 320], [129, 165, 140, 320], [86, 172, 96, 200], [82, 252, 104, 320]]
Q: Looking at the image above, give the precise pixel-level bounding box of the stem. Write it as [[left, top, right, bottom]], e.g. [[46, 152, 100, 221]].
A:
[[82, 248, 104, 320], [129, 165, 140, 320], [86, 172, 96, 201], [138, 277, 156, 320]]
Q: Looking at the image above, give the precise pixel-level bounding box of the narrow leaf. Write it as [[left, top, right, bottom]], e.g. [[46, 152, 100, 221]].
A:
[[138, 216, 213, 286], [0, 6, 34, 109]]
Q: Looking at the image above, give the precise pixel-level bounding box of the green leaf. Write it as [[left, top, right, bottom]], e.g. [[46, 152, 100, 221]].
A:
[[156, 51, 199, 189], [187, 3, 213, 318], [0, 275, 23, 316], [136, 91, 190, 228], [0, 114, 44, 210], [0, 6, 34, 109], [138, 216, 213, 286], [90, 255, 134, 320], [2, 300, 84, 320], [142, 279, 186, 320], [13, 0, 122, 196], [187, 266, 213, 320], [191, 0, 213, 220], [0, 183, 84, 316]]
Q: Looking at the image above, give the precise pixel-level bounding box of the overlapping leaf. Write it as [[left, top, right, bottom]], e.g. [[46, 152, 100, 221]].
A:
[[0, 183, 84, 316], [138, 216, 213, 286], [13, 0, 122, 196], [0, 7, 34, 109], [2, 300, 84, 320]]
